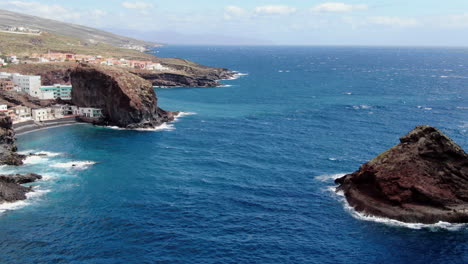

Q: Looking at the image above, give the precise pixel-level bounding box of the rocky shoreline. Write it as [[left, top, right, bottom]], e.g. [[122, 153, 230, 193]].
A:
[[336, 126, 468, 224], [4, 61, 235, 88], [0, 113, 44, 205]]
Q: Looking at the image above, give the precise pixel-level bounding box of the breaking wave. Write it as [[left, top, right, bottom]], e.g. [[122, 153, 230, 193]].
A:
[[336, 190, 467, 231], [0, 189, 50, 214], [50, 161, 96, 170], [223, 72, 248, 81], [317, 173, 467, 231]]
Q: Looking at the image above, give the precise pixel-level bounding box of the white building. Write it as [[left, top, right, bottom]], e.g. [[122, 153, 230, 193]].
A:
[[11, 106, 32, 122], [78, 107, 103, 118], [51, 104, 74, 118], [32, 108, 53, 121], [41, 85, 72, 100], [11, 74, 41, 95], [5, 55, 19, 64], [0, 105, 7, 112], [147, 63, 170, 71]]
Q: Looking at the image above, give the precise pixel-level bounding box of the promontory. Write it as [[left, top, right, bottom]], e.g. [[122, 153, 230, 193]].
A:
[[71, 63, 177, 129]]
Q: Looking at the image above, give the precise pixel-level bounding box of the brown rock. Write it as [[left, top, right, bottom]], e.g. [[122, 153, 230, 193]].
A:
[[71, 63, 178, 128], [336, 125, 468, 224]]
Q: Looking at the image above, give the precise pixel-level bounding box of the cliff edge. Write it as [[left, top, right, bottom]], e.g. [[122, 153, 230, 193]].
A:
[[71, 63, 177, 128], [336, 125, 468, 224]]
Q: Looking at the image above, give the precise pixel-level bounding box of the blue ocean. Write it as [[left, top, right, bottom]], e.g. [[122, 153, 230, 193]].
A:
[[0, 46, 467, 263]]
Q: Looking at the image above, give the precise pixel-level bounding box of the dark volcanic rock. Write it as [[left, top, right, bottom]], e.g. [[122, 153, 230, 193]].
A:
[[336, 125, 468, 224], [0, 173, 42, 203], [0, 173, 42, 184], [132, 72, 221, 87], [0, 180, 31, 203], [0, 113, 25, 166], [71, 63, 178, 128]]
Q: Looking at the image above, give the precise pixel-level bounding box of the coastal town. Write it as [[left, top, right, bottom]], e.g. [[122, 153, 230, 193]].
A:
[[0, 51, 172, 71], [0, 25, 176, 126], [0, 71, 103, 124]]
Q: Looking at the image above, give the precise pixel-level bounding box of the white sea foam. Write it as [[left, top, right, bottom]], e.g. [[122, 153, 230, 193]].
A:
[[417, 106, 432, 111], [314, 173, 346, 182], [19, 150, 64, 157], [173, 111, 196, 122], [50, 161, 96, 170], [35, 151, 64, 157], [353, 105, 371, 110], [327, 182, 467, 231], [224, 72, 248, 80], [104, 123, 175, 132], [0, 189, 50, 214], [23, 155, 49, 165], [18, 149, 36, 155]]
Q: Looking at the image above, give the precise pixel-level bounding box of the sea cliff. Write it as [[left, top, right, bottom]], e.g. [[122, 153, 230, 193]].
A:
[[71, 63, 177, 128]]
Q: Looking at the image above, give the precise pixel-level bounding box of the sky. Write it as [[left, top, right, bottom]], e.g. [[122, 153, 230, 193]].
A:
[[0, 0, 467, 46]]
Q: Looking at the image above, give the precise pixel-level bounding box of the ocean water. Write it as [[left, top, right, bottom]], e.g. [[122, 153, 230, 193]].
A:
[[0, 46, 468, 264]]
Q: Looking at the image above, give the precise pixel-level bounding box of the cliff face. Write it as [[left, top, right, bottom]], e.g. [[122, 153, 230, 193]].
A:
[[336, 126, 468, 224], [71, 63, 177, 128], [0, 113, 24, 166]]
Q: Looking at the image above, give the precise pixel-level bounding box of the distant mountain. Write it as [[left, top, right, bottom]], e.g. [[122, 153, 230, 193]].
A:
[[0, 9, 160, 49], [106, 28, 274, 46]]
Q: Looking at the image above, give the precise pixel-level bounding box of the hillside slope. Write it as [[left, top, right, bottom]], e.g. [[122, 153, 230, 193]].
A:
[[0, 9, 158, 49], [0, 31, 156, 60]]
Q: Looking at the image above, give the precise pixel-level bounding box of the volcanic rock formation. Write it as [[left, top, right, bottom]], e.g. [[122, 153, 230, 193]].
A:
[[336, 125, 468, 224], [0, 113, 25, 166], [0, 173, 43, 203], [71, 63, 178, 128], [0, 114, 43, 204]]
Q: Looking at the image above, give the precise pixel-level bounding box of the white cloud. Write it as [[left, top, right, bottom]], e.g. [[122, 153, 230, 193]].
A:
[[312, 2, 368, 13], [441, 13, 468, 28], [0, 1, 82, 21], [121, 1, 153, 9], [368, 16, 421, 27], [224, 5, 247, 20], [254, 5, 297, 15]]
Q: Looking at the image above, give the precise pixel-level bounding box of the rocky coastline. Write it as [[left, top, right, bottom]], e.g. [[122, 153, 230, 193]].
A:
[[0, 113, 43, 205], [336, 125, 468, 224]]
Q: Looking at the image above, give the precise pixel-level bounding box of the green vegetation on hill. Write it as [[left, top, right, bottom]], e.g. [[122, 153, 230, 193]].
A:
[[0, 31, 157, 61], [0, 9, 158, 48]]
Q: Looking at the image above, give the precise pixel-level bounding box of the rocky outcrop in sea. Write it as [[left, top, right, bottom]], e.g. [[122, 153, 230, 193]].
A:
[[336, 125, 468, 224], [71, 63, 178, 128]]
